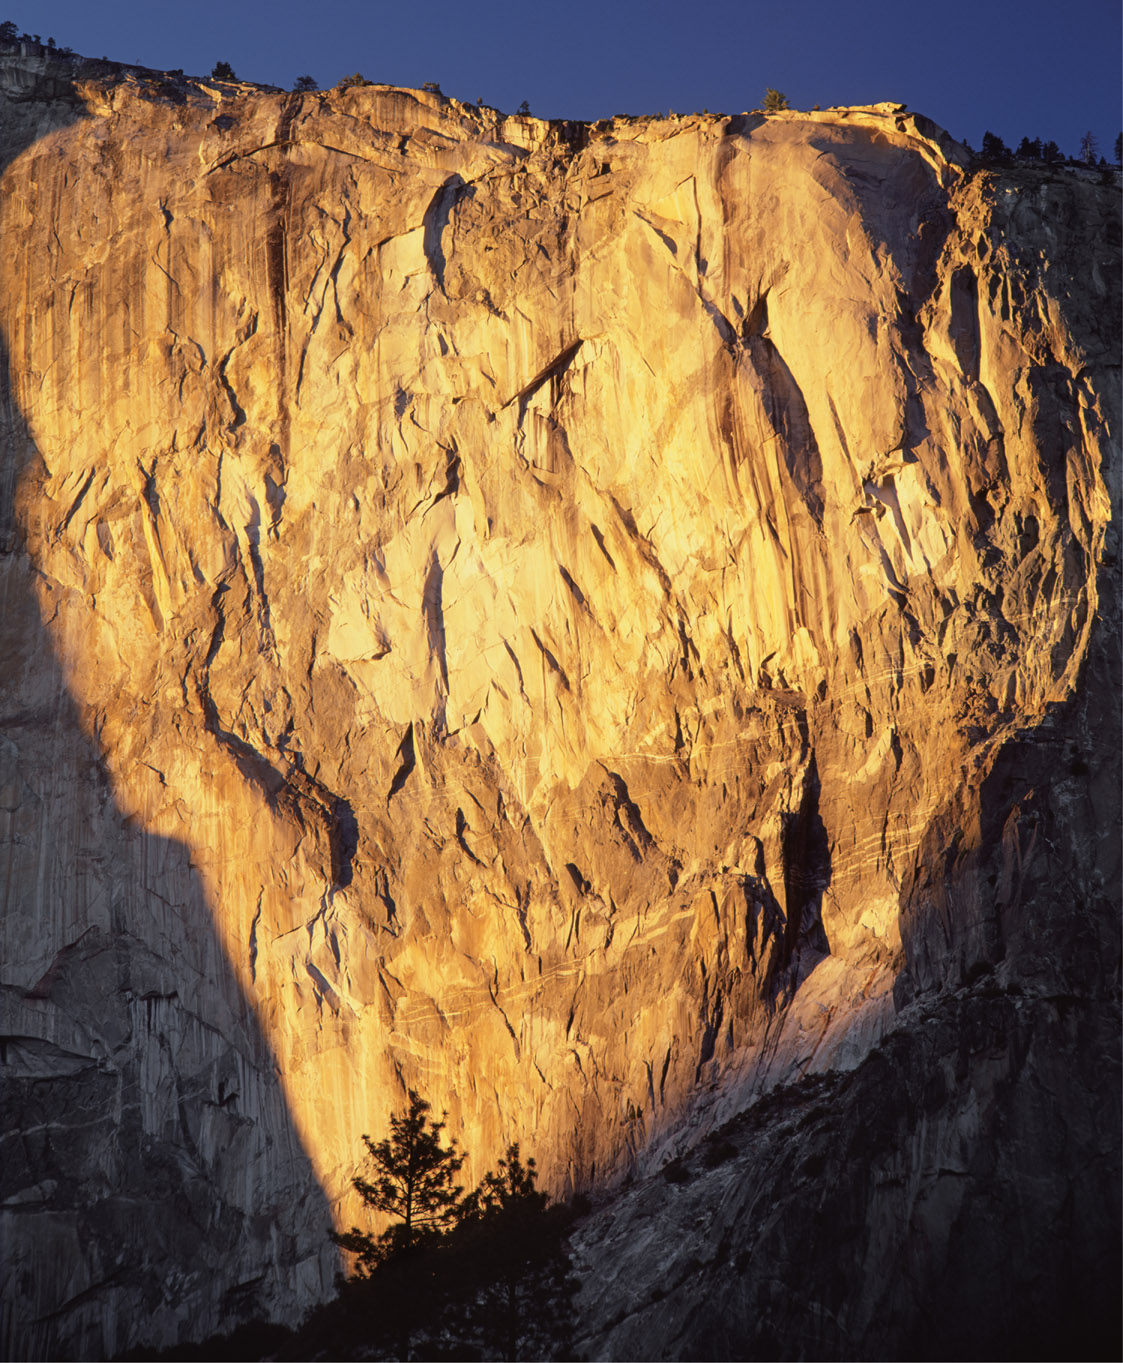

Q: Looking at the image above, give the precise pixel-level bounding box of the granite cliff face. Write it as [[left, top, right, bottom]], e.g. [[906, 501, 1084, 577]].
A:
[[1, 46, 1119, 1360]]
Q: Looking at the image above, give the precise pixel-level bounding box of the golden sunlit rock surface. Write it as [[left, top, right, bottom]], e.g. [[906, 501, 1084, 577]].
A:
[[1, 45, 1119, 1361]]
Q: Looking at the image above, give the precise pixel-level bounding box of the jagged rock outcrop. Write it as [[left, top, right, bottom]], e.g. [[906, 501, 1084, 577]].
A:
[[1, 44, 1118, 1361]]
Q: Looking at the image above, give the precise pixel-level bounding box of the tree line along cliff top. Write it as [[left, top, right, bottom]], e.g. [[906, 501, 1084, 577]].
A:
[[1, 21, 1119, 170]]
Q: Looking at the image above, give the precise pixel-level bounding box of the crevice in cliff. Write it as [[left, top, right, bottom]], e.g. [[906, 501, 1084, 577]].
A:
[[196, 595, 357, 887], [504, 339, 584, 425], [695, 990, 724, 1083], [248, 894, 262, 984], [502, 640, 530, 704], [602, 770, 656, 863], [589, 523, 616, 571], [608, 495, 673, 598], [274, 92, 302, 148], [205, 137, 388, 176], [422, 550, 449, 706], [530, 628, 571, 692], [558, 564, 593, 617], [944, 264, 983, 382], [264, 457, 286, 539], [305, 960, 343, 1013], [197, 681, 359, 890], [265, 175, 289, 368], [243, 507, 276, 652], [57, 467, 96, 540], [414, 443, 460, 519], [515, 884, 533, 952], [632, 208, 678, 258], [769, 755, 832, 994], [422, 173, 465, 290], [455, 808, 484, 866], [743, 297, 825, 526], [26, 1268, 130, 1326], [485, 969, 521, 1060], [565, 862, 590, 896], [287, 763, 359, 890], [216, 344, 249, 429], [659, 1045, 673, 1105], [387, 723, 416, 803]]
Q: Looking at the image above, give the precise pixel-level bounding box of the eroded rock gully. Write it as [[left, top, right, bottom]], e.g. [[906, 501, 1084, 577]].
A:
[[1, 47, 1118, 1360]]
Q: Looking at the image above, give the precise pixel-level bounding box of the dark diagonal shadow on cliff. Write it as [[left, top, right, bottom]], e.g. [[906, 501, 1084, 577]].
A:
[[0, 54, 333, 1363]]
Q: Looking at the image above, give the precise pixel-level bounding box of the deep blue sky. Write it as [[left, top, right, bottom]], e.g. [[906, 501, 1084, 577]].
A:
[[9, 0, 1121, 157]]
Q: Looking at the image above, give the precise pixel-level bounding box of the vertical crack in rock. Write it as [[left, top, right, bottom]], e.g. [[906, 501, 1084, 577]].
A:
[[695, 990, 724, 1082], [197, 590, 357, 888], [603, 770, 656, 861], [57, 467, 96, 540], [422, 173, 465, 290], [217, 339, 250, 428], [454, 807, 484, 866], [426, 442, 460, 510], [422, 549, 449, 703], [530, 627, 571, 692], [589, 523, 616, 571], [945, 263, 981, 379], [743, 295, 826, 525], [504, 339, 584, 424], [558, 564, 592, 615], [286, 763, 360, 890], [387, 723, 416, 803], [773, 754, 831, 991], [248, 894, 262, 983]]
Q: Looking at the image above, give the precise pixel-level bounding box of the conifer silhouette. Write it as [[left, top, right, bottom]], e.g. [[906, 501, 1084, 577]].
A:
[[331, 1089, 465, 1274]]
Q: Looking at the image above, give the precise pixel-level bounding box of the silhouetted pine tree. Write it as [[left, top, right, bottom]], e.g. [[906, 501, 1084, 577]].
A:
[[981, 130, 1011, 160], [332, 1089, 466, 1275], [326, 1106, 578, 1359]]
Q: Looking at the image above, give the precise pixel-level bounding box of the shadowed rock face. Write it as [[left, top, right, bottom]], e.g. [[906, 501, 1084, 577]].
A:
[[573, 627, 1122, 1359], [0, 51, 334, 1363], [1, 46, 1119, 1360]]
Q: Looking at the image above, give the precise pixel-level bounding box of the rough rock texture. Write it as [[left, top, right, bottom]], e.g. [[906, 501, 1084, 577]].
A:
[[1, 45, 1119, 1360], [0, 51, 338, 1363]]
